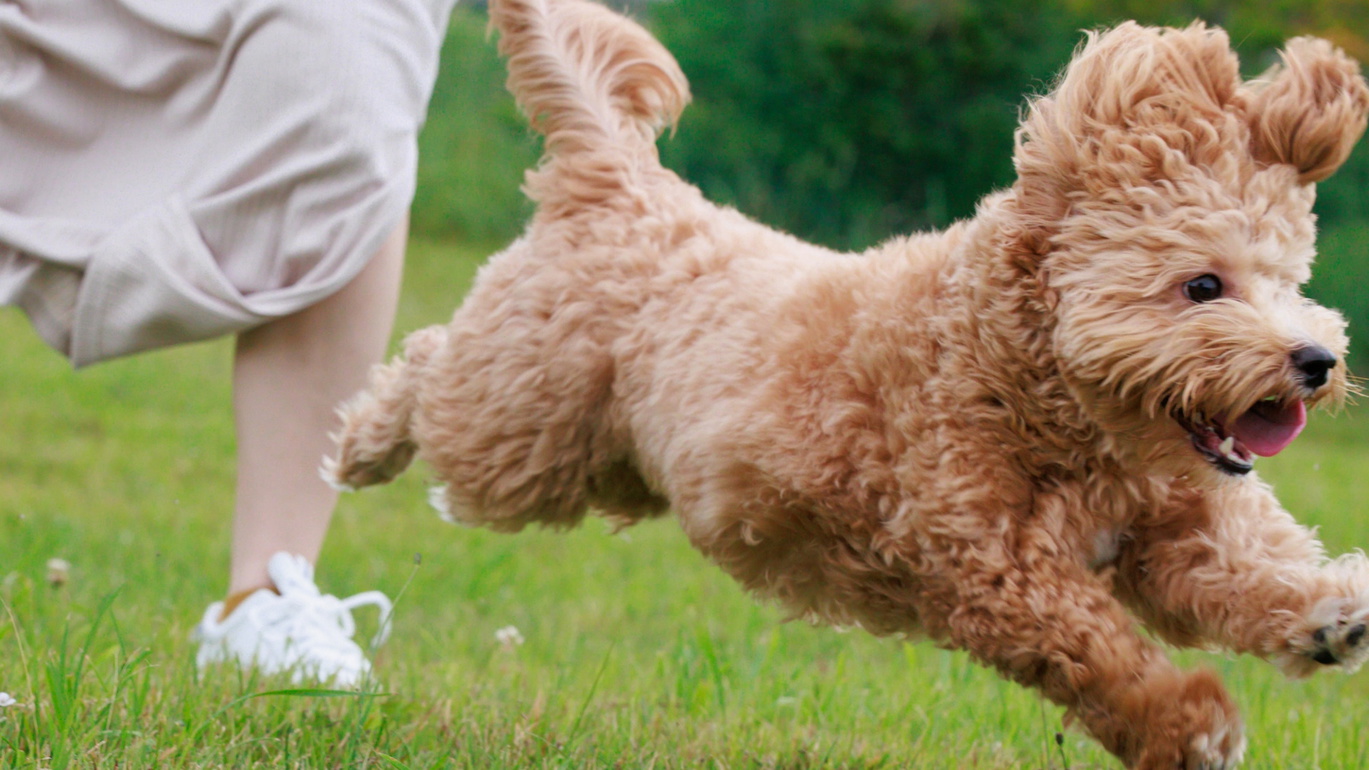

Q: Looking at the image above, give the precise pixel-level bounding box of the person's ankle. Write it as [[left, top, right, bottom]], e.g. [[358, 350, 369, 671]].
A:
[[220, 585, 278, 620]]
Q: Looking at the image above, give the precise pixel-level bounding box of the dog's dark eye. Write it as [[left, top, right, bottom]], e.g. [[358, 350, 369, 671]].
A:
[[1183, 274, 1223, 303]]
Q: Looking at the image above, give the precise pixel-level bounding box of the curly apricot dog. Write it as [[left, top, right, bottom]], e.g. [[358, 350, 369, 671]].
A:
[[328, 1, 1369, 766]]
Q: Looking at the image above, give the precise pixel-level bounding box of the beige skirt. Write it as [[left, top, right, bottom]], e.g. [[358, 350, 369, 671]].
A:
[[0, 0, 456, 366]]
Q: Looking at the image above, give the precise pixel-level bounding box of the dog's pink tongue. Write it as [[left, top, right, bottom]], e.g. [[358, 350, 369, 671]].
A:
[[1230, 400, 1307, 457]]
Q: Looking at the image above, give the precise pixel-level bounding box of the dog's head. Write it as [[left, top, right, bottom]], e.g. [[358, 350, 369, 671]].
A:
[[1012, 23, 1368, 476]]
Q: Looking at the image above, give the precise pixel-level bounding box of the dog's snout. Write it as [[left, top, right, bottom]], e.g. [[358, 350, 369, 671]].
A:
[[1291, 345, 1337, 390]]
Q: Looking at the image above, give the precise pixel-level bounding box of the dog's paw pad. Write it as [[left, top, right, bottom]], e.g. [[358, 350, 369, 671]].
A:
[[1308, 621, 1368, 667]]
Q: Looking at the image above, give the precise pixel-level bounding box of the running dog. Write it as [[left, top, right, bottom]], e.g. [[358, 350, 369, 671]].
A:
[[328, 2, 1369, 766]]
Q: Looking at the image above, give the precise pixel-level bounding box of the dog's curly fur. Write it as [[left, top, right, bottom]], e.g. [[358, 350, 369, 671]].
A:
[[328, 1, 1369, 766]]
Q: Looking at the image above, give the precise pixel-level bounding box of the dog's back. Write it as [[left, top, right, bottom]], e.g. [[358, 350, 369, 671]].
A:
[[326, 0, 811, 529], [330, 0, 943, 569]]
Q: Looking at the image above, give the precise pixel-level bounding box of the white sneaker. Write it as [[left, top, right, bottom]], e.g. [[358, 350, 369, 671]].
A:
[[194, 552, 393, 688]]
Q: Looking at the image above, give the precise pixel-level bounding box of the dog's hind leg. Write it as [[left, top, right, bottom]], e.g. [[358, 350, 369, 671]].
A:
[[414, 328, 621, 533], [407, 0, 690, 532], [324, 326, 446, 491]]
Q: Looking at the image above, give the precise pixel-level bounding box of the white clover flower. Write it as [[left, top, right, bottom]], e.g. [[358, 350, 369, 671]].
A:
[[494, 625, 525, 649], [46, 558, 70, 588], [0, 693, 17, 708]]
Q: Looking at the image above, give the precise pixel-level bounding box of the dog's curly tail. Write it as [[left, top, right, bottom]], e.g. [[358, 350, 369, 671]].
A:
[[323, 326, 447, 492], [489, 0, 690, 211]]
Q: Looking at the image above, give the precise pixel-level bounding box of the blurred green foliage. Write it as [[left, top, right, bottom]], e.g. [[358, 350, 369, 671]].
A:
[[412, 8, 539, 243], [414, 2, 1369, 361], [652, 0, 1083, 245]]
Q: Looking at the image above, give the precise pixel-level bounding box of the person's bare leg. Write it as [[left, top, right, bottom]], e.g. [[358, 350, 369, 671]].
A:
[[227, 219, 407, 596]]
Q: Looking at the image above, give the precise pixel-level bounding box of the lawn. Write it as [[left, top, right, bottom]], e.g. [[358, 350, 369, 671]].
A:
[[2, 237, 1368, 768]]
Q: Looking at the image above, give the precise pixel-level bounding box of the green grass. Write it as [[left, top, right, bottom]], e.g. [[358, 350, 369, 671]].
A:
[[3, 236, 1369, 768]]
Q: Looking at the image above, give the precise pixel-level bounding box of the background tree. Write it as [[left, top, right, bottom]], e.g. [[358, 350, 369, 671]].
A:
[[652, 0, 1085, 247], [413, 1, 1369, 362]]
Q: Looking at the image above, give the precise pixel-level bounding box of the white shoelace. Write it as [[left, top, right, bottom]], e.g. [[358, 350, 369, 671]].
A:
[[339, 590, 395, 650], [252, 587, 394, 655]]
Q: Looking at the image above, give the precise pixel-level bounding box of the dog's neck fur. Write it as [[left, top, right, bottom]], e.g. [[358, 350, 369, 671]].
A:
[[931, 192, 1121, 478], [830, 189, 1179, 536]]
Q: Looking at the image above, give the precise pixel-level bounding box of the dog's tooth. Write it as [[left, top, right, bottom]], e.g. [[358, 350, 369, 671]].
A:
[[1219, 436, 1235, 456]]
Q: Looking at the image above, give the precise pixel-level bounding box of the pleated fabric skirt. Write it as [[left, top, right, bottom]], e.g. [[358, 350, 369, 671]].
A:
[[0, 0, 456, 366]]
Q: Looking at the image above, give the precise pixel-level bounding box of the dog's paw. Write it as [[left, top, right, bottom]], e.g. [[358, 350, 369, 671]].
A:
[[1125, 670, 1246, 770], [1308, 620, 1368, 667], [1297, 596, 1369, 672], [319, 456, 357, 493], [1180, 720, 1246, 770]]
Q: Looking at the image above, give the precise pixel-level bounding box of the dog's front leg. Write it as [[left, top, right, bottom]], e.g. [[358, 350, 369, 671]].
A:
[[934, 497, 1245, 769], [1116, 481, 1369, 677]]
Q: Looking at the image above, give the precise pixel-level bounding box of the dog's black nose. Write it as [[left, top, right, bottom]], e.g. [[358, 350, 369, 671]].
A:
[[1291, 345, 1337, 390]]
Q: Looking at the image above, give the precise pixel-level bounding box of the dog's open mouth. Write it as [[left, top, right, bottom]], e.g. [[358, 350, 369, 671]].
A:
[[1174, 398, 1308, 475]]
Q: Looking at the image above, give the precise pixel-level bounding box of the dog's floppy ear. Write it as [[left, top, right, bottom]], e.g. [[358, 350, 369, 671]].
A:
[[1011, 23, 1241, 244], [1241, 38, 1369, 185]]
